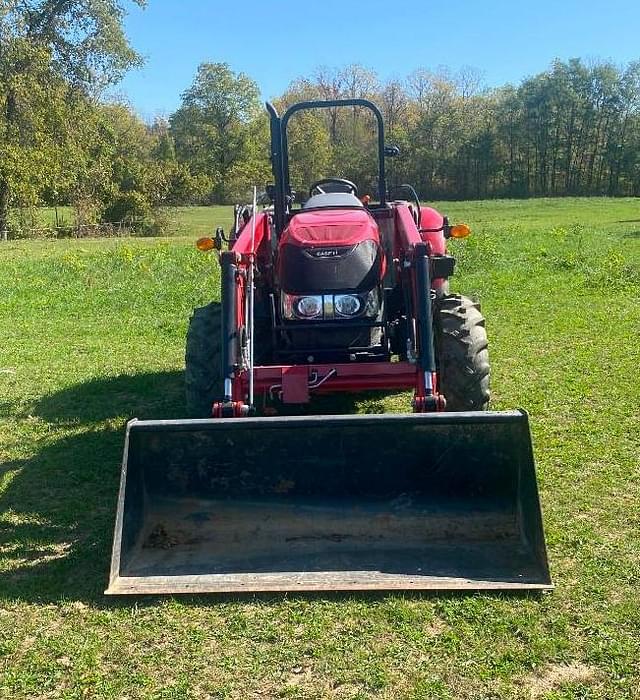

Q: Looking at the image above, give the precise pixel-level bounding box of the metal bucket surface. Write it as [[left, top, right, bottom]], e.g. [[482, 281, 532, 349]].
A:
[[106, 411, 551, 594]]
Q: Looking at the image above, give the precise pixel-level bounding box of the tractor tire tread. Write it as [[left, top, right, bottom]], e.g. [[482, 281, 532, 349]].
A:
[[185, 302, 222, 418], [435, 293, 490, 411]]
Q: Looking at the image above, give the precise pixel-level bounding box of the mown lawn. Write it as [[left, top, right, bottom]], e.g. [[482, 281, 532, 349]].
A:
[[0, 197, 639, 699]]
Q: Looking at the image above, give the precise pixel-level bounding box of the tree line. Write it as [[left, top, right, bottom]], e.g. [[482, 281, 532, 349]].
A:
[[2, 2, 640, 237]]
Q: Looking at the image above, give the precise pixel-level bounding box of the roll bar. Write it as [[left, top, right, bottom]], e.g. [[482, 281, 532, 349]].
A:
[[266, 99, 388, 235]]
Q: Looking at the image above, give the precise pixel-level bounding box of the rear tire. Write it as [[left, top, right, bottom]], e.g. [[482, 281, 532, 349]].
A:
[[185, 303, 222, 418], [434, 294, 490, 411]]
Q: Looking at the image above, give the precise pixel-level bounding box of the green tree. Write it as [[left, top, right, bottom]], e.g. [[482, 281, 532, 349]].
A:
[[0, 0, 143, 235], [170, 62, 269, 203]]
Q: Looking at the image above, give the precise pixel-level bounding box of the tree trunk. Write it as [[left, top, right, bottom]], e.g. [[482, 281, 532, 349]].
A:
[[1, 87, 18, 239], [0, 179, 9, 240]]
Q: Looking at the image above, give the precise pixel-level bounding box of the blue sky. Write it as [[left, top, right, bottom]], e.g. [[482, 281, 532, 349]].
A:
[[117, 0, 640, 120]]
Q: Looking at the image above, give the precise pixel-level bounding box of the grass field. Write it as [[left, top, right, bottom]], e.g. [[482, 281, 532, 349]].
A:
[[5, 204, 233, 238], [1, 197, 639, 699]]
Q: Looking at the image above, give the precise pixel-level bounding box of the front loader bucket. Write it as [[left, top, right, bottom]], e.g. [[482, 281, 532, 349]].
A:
[[106, 411, 551, 594]]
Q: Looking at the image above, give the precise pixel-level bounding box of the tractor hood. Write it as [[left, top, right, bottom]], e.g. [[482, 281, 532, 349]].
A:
[[281, 208, 380, 248], [278, 209, 385, 294]]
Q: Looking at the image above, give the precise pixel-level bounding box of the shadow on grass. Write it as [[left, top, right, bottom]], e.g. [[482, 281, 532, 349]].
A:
[[34, 370, 186, 425], [0, 370, 185, 605], [1, 428, 128, 604]]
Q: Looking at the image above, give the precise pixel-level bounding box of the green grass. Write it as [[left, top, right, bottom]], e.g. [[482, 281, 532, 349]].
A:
[[6, 206, 75, 232], [0, 197, 639, 699], [6, 205, 232, 237], [164, 205, 234, 237]]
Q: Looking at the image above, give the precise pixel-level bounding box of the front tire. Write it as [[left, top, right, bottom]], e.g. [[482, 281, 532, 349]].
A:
[[434, 294, 490, 411], [185, 303, 222, 418]]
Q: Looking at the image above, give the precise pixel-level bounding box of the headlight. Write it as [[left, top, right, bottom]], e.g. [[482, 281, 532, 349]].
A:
[[281, 290, 380, 320], [295, 295, 323, 318], [334, 294, 362, 317]]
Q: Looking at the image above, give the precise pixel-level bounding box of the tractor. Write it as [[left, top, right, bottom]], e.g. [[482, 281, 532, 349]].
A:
[[106, 100, 551, 595]]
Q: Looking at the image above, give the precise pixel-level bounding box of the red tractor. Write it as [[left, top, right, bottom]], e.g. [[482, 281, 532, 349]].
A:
[[186, 99, 488, 417], [106, 100, 551, 595]]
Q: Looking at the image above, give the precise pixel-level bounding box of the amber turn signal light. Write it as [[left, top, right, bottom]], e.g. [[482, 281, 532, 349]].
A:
[[196, 237, 217, 251], [449, 223, 471, 239]]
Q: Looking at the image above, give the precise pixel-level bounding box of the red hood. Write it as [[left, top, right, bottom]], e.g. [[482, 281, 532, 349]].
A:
[[281, 209, 380, 248]]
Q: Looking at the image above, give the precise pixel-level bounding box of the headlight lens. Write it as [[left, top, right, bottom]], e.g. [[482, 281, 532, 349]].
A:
[[295, 295, 323, 318], [334, 294, 362, 317], [282, 289, 380, 320]]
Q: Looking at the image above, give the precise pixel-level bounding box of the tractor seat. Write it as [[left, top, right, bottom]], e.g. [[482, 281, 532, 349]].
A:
[[302, 192, 364, 210]]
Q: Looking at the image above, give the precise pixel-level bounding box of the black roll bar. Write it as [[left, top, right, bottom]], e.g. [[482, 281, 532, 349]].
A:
[[266, 102, 286, 236], [266, 99, 388, 235]]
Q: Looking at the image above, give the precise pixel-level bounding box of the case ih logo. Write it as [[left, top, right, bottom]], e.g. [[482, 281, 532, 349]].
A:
[[308, 248, 342, 258]]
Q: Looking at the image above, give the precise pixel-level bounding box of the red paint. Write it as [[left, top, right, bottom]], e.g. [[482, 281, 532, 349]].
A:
[[393, 204, 423, 251], [419, 207, 446, 254], [232, 211, 269, 254], [281, 209, 380, 247], [223, 203, 450, 414], [419, 207, 447, 289], [281, 366, 310, 403], [244, 362, 417, 397]]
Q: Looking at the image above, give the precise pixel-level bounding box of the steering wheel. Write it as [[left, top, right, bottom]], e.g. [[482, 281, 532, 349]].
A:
[[309, 178, 358, 197]]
